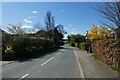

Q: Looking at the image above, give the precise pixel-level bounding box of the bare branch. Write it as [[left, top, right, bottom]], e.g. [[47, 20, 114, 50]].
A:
[[94, 2, 120, 29]]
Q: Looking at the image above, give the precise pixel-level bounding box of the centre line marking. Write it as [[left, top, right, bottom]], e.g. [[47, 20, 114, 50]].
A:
[[41, 57, 54, 66], [19, 74, 29, 80], [57, 52, 61, 55], [74, 50, 86, 80]]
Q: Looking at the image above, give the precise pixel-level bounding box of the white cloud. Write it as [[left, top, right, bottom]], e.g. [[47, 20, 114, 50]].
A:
[[32, 11, 37, 14], [60, 9, 65, 12], [21, 25, 33, 29], [28, 17, 32, 19], [24, 19, 32, 23], [71, 31, 74, 34], [35, 29, 39, 32]]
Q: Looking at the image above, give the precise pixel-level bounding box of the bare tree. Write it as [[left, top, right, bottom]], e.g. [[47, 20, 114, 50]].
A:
[[95, 1, 120, 39], [56, 24, 67, 34], [45, 11, 55, 31], [7, 23, 25, 35], [45, 11, 55, 40]]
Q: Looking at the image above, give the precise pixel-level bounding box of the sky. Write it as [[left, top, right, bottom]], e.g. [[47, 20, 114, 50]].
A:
[[2, 2, 105, 38]]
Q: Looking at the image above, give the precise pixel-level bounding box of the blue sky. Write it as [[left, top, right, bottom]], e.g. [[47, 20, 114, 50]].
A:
[[2, 2, 105, 38]]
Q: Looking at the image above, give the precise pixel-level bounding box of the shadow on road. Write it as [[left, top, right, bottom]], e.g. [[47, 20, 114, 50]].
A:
[[17, 47, 62, 62], [2, 47, 63, 63]]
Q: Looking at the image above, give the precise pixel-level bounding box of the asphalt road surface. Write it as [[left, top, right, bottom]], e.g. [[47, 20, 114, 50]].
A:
[[2, 44, 80, 79], [2, 44, 118, 80]]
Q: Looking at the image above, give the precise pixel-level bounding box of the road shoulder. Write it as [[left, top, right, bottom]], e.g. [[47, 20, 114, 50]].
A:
[[0, 61, 14, 66], [72, 47, 118, 78]]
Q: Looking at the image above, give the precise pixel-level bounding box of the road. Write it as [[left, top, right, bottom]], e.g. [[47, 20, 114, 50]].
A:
[[2, 44, 80, 79], [2, 44, 119, 79]]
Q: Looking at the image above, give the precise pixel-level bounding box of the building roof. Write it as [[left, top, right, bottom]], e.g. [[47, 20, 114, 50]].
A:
[[36, 30, 48, 38]]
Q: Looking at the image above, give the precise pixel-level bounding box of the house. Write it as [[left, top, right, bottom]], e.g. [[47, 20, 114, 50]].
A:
[[0, 29, 10, 41], [0, 29, 11, 49], [36, 30, 48, 40]]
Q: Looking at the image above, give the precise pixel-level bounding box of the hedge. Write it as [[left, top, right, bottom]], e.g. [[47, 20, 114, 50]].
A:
[[79, 43, 86, 50], [91, 39, 120, 71], [75, 43, 79, 48], [2, 37, 57, 60], [69, 42, 75, 47]]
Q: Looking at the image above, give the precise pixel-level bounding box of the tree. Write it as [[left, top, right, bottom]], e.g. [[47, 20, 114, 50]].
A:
[[74, 34, 85, 43], [67, 35, 71, 42], [53, 27, 64, 46], [45, 11, 55, 31], [53, 27, 60, 46], [7, 23, 28, 38], [7, 23, 25, 35], [87, 25, 98, 41], [95, 1, 120, 39], [45, 11, 55, 40], [67, 34, 85, 46], [87, 25, 112, 41], [56, 24, 67, 34]]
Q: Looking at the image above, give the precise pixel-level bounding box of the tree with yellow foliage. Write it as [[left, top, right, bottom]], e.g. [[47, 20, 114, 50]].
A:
[[87, 25, 112, 41]]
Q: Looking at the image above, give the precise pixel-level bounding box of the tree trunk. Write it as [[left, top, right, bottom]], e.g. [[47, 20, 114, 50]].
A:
[[115, 28, 120, 40]]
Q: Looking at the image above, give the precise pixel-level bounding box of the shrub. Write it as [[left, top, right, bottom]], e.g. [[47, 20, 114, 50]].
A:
[[75, 43, 79, 48], [91, 39, 120, 71], [5, 44, 14, 54], [2, 37, 57, 60], [68, 34, 85, 47], [80, 43, 86, 50], [92, 53, 99, 59], [69, 42, 75, 47], [87, 25, 112, 41], [79, 43, 90, 51]]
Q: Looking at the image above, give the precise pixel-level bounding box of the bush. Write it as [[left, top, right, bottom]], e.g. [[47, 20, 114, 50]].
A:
[[91, 39, 120, 71], [2, 37, 57, 60], [80, 43, 86, 50], [68, 34, 85, 47], [69, 42, 75, 47], [75, 43, 79, 48]]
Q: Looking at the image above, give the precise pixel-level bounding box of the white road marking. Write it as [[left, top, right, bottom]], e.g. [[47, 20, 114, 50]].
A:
[[41, 57, 54, 66], [19, 74, 29, 80], [57, 49, 64, 55], [74, 50, 86, 80], [57, 52, 61, 55]]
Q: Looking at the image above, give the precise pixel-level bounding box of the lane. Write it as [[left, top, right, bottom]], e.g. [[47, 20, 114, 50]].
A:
[[41, 57, 54, 66], [2, 48, 64, 78], [27, 44, 80, 78]]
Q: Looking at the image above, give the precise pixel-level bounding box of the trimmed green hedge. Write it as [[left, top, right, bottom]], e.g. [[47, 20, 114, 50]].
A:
[[2, 37, 57, 60], [79, 43, 89, 51], [79, 43, 86, 50], [75, 43, 79, 48]]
